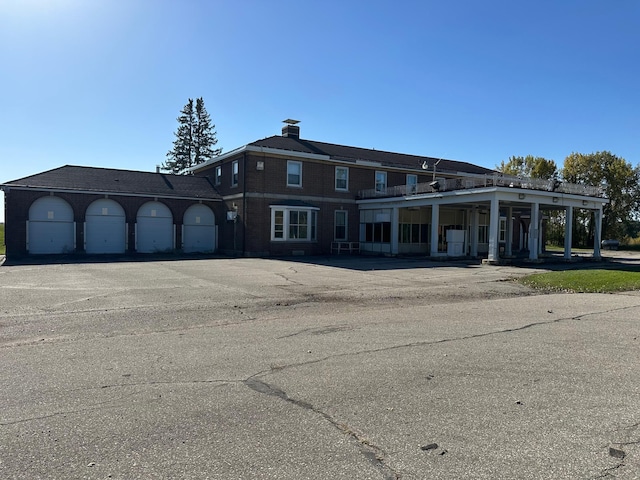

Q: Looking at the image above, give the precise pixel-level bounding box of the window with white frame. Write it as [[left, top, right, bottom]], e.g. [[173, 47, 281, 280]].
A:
[[271, 206, 318, 241], [406, 174, 417, 194], [215, 165, 222, 185], [231, 160, 239, 186], [375, 171, 387, 193], [335, 166, 348, 191], [287, 161, 302, 187], [499, 217, 507, 242], [334, 210, 347, 241]]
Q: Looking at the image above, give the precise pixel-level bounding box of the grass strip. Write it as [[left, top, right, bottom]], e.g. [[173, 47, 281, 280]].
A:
[[520, 269, 640, 293]]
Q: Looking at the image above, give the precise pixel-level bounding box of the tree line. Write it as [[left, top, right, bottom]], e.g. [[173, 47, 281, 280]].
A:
[[497, 153, 640, 246]]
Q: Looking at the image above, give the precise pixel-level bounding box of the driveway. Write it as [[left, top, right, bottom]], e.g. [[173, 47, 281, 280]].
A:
[[0, 256, 639, 479]]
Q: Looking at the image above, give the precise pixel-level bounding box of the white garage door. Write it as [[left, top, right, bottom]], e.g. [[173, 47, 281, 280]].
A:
[[85, 199, 126, 254], [183, 204, 216, 253], [136, 201, 173, 253], [28, 196, 75, 254]]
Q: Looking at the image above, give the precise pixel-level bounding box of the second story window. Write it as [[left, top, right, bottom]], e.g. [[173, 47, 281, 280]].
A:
[[375, 171, 387, 193], [335, 166, 348, 191], [406, 174, 417, 194], [287, 161, 302, 187], [232, 160, 239, 186], [215, 166, 222, 185]]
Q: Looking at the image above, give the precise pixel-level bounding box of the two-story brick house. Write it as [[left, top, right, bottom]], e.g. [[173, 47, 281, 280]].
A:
[[1, 120, 608, 262]]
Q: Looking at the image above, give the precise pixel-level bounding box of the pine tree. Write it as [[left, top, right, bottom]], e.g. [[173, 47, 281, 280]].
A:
[[163, 97, 221, 174], [194, 97, 221, 164]]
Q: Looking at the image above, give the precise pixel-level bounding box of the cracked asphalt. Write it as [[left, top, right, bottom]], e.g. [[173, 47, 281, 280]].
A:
[[1, 255, 639, 479]]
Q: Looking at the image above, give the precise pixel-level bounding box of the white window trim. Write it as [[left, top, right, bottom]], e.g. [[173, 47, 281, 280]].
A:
[[287, 160, 302, 187], [231, 160, 239, 187], [334, 210, 348, 241], [335, 166, 349, 191], [406, 174, 417, 194], [215, 166, 222, 185], [375, 171, 387, 193], [270, 205, 319, 241]]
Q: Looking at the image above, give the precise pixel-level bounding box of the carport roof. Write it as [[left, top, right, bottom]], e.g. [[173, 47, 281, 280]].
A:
[[1, 165, 222, 200]]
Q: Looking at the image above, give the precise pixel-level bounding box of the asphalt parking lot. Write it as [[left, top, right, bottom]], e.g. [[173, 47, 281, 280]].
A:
[[1, 255, 639, 479]]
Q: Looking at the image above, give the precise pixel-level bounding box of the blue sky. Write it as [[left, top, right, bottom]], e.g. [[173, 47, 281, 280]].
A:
[[1, 0, 639, 223]]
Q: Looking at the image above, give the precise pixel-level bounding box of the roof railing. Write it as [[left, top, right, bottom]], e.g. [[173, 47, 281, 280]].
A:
[[357, 173, 604, 199]]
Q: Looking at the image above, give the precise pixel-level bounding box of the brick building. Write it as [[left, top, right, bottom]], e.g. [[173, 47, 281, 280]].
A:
[[1, 121, 608, 261]]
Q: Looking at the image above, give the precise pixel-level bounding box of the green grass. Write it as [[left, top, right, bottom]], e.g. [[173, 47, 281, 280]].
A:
[[0, 223, 4, 255], [520, 268, 640, 293]]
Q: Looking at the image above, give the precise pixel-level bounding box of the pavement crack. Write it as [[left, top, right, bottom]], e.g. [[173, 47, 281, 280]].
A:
[[244, 377, 400, 480]]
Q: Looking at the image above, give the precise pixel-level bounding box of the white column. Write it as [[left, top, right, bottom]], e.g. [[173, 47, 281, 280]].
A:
[[529, 202, 539, 260], [564, 206, 573, 259], [538, 215, 543, 255], [593, 208, 602, 259], [471, 206, 479, 257], [430, 204, 440, 256], [487, 196, 500, 262], [391, 207, 399, 255], [505, 206, 513, 256], [463, 209, 470, 255]]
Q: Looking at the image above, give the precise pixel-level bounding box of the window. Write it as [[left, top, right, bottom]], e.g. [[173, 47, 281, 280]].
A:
[[360, 209, 391, 244], [499, 217, 507, 242], [215, 166, 222, 185], [231, 160, 239, 186], [335, 166, 348, 191], [335, 210, 347, 241], [287, 161, 302, 187], [271, 206, 318, 241], [375, 171, 387, 193], [406, 174, 417, 194]]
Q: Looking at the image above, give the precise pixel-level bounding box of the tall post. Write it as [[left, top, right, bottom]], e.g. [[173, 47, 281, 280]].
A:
[[487, 196, 500, 262], [430, 204, 440, 256], [529, 202, 539, 260], [564, 206, 573, 260], [471, 206, 479, 257], [593, 208, 602, 259], [391, 207, 399, 256]]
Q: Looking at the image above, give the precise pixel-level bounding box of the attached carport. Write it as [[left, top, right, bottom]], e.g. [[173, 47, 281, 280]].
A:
[[358, 182, 608, 262]]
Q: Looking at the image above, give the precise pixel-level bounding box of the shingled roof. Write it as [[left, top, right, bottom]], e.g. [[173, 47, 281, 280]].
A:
[[248, 135, 495, 175], [2, 165, 221, 200]]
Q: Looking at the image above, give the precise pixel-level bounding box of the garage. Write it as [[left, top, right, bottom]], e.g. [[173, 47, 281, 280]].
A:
[[85, 199, 126, 254], [182, 204, 216, 253], [136, 201, 174, 253], [28, 196, 75, 254]]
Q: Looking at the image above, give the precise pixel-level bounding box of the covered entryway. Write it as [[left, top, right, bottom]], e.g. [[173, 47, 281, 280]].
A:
[[182, 204, 216, 253], [28, 196, 75, 254], [85, 199, 126, 254], [136, 201, 174, 253]]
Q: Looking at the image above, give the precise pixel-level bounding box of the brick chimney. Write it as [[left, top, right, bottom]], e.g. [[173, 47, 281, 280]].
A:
[[282, 119, 300, 139]]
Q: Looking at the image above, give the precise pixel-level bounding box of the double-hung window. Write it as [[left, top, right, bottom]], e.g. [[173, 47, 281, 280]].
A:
[[215, 166, 222, 185], [335, 166, 348, 191], [287, 161, 302, 187], [271, 206, 318, 241], [406, 174, 417, 194], [375, 171, 387, 194], [334, 210, 347, 241], [231, 160, 239, 186]]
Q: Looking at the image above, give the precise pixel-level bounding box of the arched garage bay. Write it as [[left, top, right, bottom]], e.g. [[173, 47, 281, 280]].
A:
[[85, 199, 126, 254], [28, 196, 75, 254], [183, 204, 216, 253], [136, 201, 174, 253]]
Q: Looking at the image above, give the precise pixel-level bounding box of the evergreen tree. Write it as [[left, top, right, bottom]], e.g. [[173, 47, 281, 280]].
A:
[[194, 97, 222, 164], [163, 97, 221, 174]]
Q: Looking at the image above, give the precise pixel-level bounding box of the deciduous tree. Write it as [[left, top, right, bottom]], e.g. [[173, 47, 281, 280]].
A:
[[497, 155, 557, 179]]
